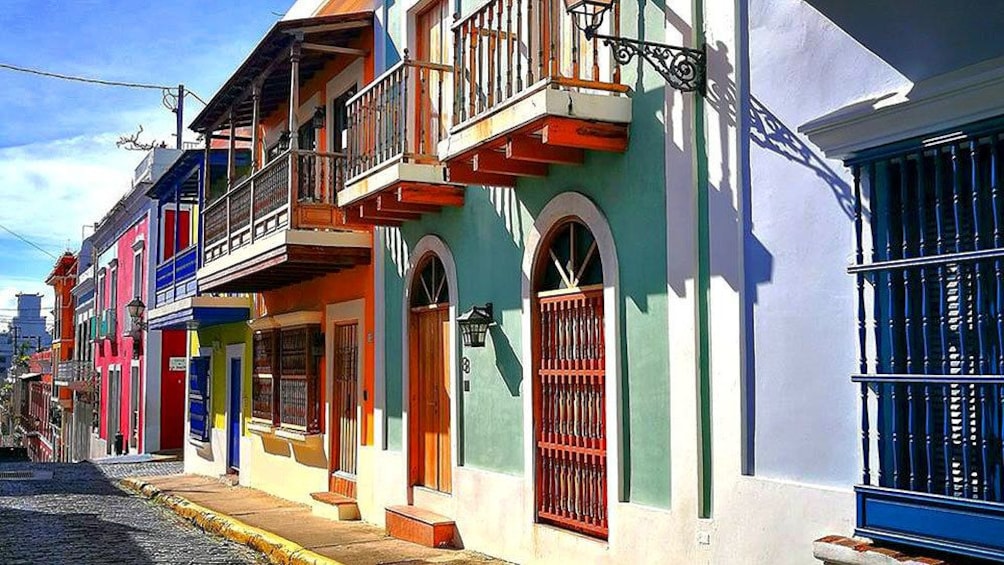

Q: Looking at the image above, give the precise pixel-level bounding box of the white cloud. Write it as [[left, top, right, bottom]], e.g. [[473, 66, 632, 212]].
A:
[[0, 107, 185, 249], [0, 279, 53, 332]]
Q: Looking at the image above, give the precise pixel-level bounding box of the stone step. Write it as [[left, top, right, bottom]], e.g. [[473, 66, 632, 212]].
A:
[[309, 492, 360, 521], [385, 505, 458, 549]]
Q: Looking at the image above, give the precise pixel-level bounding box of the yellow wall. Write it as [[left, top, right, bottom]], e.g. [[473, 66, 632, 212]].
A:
[[192, 323, 252, 433]]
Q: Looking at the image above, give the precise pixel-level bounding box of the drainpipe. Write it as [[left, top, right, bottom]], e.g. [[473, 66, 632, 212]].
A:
[[692, 0, 713, 520]]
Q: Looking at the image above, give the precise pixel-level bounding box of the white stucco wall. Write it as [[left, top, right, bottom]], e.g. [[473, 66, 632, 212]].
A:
[[746, 0, 908, 486]]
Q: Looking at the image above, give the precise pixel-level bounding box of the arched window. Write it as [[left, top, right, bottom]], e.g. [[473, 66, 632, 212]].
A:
[[411, 254, 448, 308], [532, 219, 607, 539]]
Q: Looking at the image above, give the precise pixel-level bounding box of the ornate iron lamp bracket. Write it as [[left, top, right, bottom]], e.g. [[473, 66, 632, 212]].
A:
[[595, 34, 706, 94]]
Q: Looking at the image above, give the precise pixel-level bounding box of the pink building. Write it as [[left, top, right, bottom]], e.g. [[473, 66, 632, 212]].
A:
[[89, 148, 187, 456]]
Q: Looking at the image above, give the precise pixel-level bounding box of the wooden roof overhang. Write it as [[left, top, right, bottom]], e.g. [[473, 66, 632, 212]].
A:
[[190, 11, 374, 133], [198, 243, 371, 294]]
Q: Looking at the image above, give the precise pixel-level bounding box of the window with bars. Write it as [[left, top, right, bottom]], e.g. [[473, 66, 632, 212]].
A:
[[251, 325, 322, 434], [851, 126, 1004, 504]]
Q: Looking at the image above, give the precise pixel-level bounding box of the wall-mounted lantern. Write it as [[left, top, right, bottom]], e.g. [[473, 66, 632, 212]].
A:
[[312, 106, 326, 130], [564, 0, 706, 93], [126, 296, 147, 360], [457, 303, 495, 349]]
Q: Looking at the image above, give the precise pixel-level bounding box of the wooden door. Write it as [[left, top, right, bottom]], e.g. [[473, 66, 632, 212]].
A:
[[533, 219, 608, 539], [415, 0, 452, 158], [330, 321, 360, 497], [409, 305, 452, 493]]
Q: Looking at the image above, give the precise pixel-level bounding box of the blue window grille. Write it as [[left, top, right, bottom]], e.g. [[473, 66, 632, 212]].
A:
[[850, 120, 1004, 560], [189, 357, 211, 442]]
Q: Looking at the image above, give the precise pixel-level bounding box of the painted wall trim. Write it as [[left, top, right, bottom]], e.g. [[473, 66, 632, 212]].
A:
[[801, 55, 1004, 159]]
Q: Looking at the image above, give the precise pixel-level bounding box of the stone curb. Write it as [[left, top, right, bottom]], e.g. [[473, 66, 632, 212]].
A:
[[119, 477, 345, 565]]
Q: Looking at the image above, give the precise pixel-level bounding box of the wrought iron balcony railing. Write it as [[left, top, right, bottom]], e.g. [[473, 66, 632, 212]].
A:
[[202, 149, 347, 265], [346, 58, 453, 183], [452, 0, 626, 127]]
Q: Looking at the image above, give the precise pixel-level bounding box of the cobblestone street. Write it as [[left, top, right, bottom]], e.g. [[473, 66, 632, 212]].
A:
[[0, 460, 265, 565]]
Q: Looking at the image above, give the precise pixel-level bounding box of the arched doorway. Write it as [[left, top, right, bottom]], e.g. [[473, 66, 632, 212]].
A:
[[532, 218, 608, 539], [408, 253, 452, 493]]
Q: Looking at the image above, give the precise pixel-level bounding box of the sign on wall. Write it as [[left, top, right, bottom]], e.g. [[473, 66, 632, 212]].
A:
[[168, 357, 187, 372]]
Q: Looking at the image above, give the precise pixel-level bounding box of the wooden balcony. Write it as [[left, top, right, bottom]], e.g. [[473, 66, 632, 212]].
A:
[[197, 149, 370, 293], [443, 0, 632, 185], [338, 59, 465, 226]]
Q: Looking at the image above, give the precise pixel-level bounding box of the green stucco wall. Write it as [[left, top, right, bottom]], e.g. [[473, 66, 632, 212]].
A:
[[381, 0, 672, 507], [193, 323, 252, 433]]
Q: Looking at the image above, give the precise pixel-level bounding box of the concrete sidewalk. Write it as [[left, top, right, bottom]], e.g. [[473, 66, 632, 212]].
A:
[[121, 474, 504, 565]]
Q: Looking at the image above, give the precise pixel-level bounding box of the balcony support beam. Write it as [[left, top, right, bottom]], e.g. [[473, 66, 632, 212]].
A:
[[506, 134, 584, 165], [473, 150, 548, 177], [301, 42, 368, 58], [541, 118, 629, 153], [447, 161, 516, 187], [397, 184, 466, 207], [358, 200, 421, 223], [376, 194, 439, 215]]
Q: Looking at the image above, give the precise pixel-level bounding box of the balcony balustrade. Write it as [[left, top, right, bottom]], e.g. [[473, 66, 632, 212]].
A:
[[56, 360, 95, 384], [453, 0, 623, 126], [339, 58, 464, 224], [202, 149, 346, 264], [154, 245, 198, 307], [444, 0, 631, 182]]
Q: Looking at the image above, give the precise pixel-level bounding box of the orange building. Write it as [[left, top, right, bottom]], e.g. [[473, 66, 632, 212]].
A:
[[189, 6, 379, 515]]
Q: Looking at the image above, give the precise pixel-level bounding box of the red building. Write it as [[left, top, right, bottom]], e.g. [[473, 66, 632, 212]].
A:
[[89, 148, 187, 456]]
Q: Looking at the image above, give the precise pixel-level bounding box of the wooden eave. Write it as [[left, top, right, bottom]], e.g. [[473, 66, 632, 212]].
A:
[[337, 182, 466, 228], [198, 243, 371, 293], [190, 12, 373, 133]]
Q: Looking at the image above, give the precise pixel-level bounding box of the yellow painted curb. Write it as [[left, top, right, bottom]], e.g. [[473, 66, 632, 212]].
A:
[[120, 477, 345, 565]]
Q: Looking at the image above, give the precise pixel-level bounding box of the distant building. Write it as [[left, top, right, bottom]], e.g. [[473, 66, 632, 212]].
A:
[[0, 293, 53, 377]]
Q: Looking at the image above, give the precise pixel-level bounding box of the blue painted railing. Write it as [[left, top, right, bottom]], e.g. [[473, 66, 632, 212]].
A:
[[849, 126, 1004, 560], [155, 245, 198, 293]]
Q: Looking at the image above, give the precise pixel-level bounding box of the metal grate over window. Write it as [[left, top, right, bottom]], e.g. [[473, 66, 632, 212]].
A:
[[850, 126, 1004, 502]]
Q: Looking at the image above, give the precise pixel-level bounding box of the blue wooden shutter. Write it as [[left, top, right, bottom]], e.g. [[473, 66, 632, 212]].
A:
[[189, 357, 210, 442]]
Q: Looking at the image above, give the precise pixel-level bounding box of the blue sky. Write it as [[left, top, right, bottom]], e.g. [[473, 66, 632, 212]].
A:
[[0, 0, 292, 326]]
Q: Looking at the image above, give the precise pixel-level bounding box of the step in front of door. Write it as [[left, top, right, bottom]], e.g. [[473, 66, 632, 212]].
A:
[[385, 505, 457, 548], [309, 492, 360, 521]]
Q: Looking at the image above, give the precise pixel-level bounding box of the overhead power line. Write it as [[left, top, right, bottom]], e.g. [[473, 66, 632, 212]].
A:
[[0, 62, 172, 90], [0, 62, 206, 105], [0, 222, 58, 260]]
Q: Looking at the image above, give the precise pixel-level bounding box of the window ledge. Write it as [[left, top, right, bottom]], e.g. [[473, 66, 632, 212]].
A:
[[188, 437, 210, 448], [274, 426, 321, 445], [247, 421, 275, 435]]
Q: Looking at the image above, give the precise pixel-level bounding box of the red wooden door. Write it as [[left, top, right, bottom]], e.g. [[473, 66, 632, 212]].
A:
[[330, 321, 360, 497], [409, 305, 452, 493], [535, 288, 607, 538]]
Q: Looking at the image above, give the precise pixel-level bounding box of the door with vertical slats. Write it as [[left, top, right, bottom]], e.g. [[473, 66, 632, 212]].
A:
[[415, 0, 452, 158], [533, 219, 608, 539], [408, 254, 452, 493], [331, 321, 360, 495]]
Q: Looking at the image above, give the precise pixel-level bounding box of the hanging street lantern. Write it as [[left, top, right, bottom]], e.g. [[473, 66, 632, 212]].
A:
[[563, 0, 706, 93], [457, 303, 495, 348]]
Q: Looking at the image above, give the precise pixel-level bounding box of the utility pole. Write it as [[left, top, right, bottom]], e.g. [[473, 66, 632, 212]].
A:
[[176, 84, 185, 149]]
